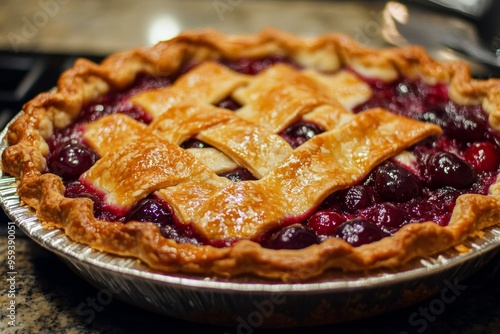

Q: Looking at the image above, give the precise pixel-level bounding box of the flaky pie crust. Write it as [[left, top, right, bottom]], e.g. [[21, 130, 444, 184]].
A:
[[3, 28, 500, 281]]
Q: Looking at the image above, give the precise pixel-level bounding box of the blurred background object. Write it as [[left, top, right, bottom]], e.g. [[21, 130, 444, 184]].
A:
[[420, 0, 494, 18], [387, 0, 500, 77]]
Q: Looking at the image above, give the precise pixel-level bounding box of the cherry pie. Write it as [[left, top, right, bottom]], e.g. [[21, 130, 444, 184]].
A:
[[3, 29, 500, 281]]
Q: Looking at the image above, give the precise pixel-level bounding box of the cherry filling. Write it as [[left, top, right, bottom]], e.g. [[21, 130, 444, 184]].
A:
[[126, 198, 203, 245], [218, 168, 257, 182], [45, 73, 168, 176], [46, 57, 500, 250], [216, 97, 242, 111], [465, 142, 500, 172], [180, 138, 211, 149], [47, 139, 99, 181], [76, 73, 170, 124], [279, 121, 325, 149], [220, 55, 301, 75]]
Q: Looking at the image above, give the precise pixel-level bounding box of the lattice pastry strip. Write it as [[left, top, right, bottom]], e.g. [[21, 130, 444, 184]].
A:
[[131, 62, 249, 118], [232, 64, 344, 133], [82, 134, 221, 211], [83, 113, 240, 175], [302, 69, 373, 110], [131, 63, 369, 177], [132, 62, 371, 130], [189, 108, 441, 240], [81, 59, 441, 240], [83, 113, 147, 157], [81, 106, 440, 240], [156, 176, 231, 225], [232, 65, 374, 133], [149, 103, 293, 178], [148, 104, 235, 144], [302, 104, 355, 131], [185, 148, 239, 173]]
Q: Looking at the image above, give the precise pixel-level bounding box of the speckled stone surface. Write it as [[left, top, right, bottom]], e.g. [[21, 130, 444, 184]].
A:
[[0, 0, 389, 56], [0, 0, 496, 76], [0, 234, 499, 334]]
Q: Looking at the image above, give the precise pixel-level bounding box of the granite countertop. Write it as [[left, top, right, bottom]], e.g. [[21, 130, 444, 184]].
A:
[[0, 0, 389, 55], [1, 1, 500, 333]]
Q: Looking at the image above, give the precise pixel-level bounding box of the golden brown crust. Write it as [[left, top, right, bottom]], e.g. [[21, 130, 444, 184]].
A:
[[2, 28, 500, 281]]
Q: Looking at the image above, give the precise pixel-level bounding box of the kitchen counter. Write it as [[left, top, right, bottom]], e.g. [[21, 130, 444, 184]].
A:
[[0, 0, 389, 56], [1, 1, 500, 333]]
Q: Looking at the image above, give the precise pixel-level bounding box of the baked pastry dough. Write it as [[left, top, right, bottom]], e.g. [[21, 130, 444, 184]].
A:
[[3, 29, 500, 281]]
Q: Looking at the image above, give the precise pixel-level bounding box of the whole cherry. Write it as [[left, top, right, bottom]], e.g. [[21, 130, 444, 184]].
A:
[[464, 141, 500, 173], [374, 162, 422, 202], [340, 185, 372, 213], [48, 142, 97, 181], [307, 210, 346, 236], [265, 224, 320, 249], [125, 198, 173, 225], [362, 203, 407, 229], [280, 121, 324, 148], [427, 152, 476, 189], [334, 218, 387, 247]]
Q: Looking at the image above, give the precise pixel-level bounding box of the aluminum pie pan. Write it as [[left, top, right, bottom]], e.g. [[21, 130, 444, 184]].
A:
[[1, 116, 500, 327]]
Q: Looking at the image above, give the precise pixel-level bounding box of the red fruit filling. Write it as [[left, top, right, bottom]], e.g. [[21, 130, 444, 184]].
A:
[[465, 141, 500, 172], [45, 57, 500, 249], [279, 121, 325, 149]]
